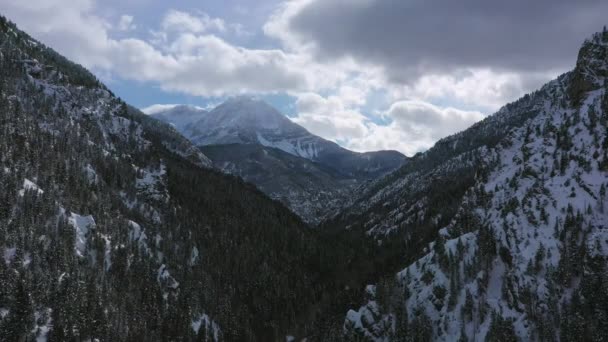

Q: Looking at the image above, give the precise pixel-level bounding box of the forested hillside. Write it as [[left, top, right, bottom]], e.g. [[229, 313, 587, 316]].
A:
[[0, 15, 357, 341], [340, 29, 608, 341]]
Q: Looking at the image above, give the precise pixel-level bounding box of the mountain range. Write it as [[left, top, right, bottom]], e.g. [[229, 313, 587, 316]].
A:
[[1, 12, 608, 342], [149, 97, 407, 224]]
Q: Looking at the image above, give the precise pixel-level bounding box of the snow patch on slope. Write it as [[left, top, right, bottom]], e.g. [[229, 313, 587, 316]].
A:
[[68, 213, 95, 257], [192, 313, 222, 341], [18, 179, 43, 196]]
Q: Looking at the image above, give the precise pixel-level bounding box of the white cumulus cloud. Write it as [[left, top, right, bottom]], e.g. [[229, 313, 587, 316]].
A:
[[346, 101, 484, 155], [117, 15, 136, 31], [161, 10, 226, 34]]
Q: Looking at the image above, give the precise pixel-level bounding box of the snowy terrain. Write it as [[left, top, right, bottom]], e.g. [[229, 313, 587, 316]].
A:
[[343, 30, 608, 341]]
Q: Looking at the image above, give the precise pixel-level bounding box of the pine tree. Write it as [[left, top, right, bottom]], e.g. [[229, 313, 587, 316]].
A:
[[0, 273, 34, 341], [485, 311, 517, 342]]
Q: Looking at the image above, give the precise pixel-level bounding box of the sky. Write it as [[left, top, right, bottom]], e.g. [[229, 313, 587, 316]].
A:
[[1, 0, 607, 155]]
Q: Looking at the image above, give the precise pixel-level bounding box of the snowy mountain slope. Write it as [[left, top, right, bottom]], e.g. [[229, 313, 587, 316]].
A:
[[0, 15, 354, 341], [185, 97, 305, 146], [341, 29, 608, 341]]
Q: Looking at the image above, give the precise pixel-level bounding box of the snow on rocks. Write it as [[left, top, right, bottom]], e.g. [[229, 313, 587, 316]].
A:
[[100, 234, 112, 272], [191, 313, 222, 341], [83, 164, 98, 184], [135, 163, 169, 201], [18, 179, 44, 196], [157, 264, 179, 290], [189, 246, 200, 266], [128, 220, 150, 254], [344, 284, 393, 341], [32, 308, 52, 342], [3, 247, 16, 265], [256, 132, 320, 160], [68, 213, 95, 257]]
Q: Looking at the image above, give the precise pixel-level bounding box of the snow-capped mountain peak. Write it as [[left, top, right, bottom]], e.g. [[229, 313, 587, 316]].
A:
[[148, 104, 207, 130], [184, 96, 310, 149], [208, 96, 299, 131]]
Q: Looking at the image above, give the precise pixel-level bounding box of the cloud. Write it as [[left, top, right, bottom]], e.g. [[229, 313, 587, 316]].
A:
[[1, 0, 114, 68], [270, 0, 608, 81], [140, 104, 181, 115], [346, 101, 484, 155], [1, 1, 340, 96], [264, 0, 599, 122], [397, 69, 554, 111], [387, 101, 484, 142], [161, 9, 226, 34], [292, 92, 370, 142], [107, 34, 313, 96], [290, 92, 484, 155], [117, 15, 136, 31]]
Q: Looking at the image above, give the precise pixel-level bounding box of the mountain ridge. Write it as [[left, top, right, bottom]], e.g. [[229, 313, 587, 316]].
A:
[[150, 96, 407, 223], [150, 96, 407, 178], [338, 28, 608, 341], [0, 14, 356, 341]]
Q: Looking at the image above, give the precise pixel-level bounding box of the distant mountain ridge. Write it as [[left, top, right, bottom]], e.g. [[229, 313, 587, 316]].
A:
[[149, 96, 407, 223], [150, 96, 406, 178]]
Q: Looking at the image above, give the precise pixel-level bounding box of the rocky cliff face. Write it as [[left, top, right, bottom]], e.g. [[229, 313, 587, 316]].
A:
[[569, 29, 608, 106]]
